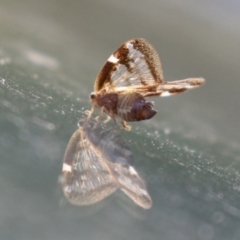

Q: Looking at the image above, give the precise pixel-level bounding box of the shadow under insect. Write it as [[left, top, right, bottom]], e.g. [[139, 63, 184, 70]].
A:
[[61, 118, 152, 209]]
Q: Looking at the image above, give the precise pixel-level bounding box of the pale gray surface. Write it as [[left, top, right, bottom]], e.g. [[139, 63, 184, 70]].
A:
[[0, 1, 240, 240]]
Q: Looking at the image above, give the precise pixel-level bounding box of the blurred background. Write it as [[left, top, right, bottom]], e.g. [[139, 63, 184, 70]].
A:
[[0, 0, 240, 239]]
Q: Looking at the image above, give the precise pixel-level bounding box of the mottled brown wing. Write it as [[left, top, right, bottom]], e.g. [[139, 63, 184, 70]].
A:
[[94, 38, 164, 92], [61, 129, 117, 206]]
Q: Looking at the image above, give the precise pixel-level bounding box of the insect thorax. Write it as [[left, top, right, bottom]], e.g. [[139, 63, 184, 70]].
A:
[[94, 92, 119, 114]]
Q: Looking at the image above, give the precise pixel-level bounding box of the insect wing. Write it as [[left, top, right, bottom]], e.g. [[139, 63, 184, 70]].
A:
[[62, 129, 117, 206], [90, 128, 134, 166], [111, 163, 152, 209], [94, 38, 164, 92], [62, 119, 152, 209], [82, 121, 152, 209]]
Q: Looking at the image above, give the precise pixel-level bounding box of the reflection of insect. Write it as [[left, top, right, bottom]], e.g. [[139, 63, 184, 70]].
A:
[[89, 38, 205, 130], [61, 119, 152, 209]]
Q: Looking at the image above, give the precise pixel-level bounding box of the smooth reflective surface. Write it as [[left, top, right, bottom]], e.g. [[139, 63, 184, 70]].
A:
[[1, 1, 240, 240]]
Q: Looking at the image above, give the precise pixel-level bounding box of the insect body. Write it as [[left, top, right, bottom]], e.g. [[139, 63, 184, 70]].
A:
[[91, 91, 156, 128], [61, 119, 152, 209], [90, 38, 205, 129]]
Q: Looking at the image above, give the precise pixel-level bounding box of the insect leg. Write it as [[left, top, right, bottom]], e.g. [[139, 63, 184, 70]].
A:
[[95, 106, 107, 121], [104, 115, 112, 124], [121, 120, 131, 131], [85, 106, 94, 118]]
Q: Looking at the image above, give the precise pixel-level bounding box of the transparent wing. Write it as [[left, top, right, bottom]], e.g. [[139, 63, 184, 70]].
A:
[[94, 38, 164, 92], [62, 129, 117, 206], [111, 163, 152, 209], [82, 119, 152, 209], [62, 118, 152, 209], [80, 118, 134, 165]]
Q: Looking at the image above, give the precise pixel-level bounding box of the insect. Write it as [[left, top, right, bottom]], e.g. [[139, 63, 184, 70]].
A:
[[89, 38, 205, 130], [61, 118, 152, 209]]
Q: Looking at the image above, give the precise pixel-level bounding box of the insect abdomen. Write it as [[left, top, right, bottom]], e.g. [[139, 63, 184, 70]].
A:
[[117, 92, 157, 122]]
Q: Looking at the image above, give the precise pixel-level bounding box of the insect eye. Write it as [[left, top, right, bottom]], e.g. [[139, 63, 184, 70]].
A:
[[90, 92, 96, 99]]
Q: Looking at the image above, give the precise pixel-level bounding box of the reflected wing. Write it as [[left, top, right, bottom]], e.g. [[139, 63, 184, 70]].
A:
[[81, 118, 152, 209], [80, 118, 134, 165], [94, 38, 164, 92], [62, 118, 152, 209], [111, 163, 152, 209], [61, 129, 117, 206]]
